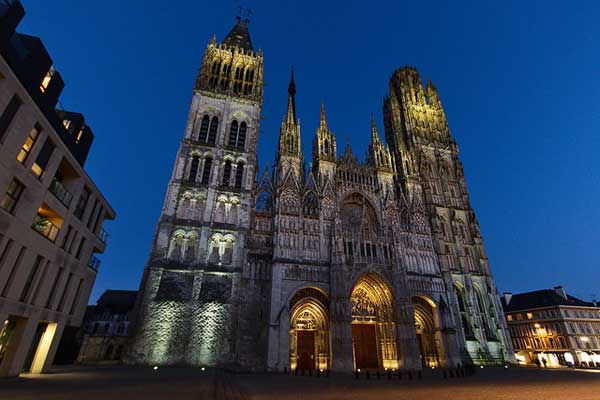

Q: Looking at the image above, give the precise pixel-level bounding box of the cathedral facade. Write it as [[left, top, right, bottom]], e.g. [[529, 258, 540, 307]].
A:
[[127, 18, 514, 372]]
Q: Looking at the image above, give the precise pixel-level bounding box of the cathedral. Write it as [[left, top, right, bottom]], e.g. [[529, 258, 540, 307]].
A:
[[127, 17, 514, 372]]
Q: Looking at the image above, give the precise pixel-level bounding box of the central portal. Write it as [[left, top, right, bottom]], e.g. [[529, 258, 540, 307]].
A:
[[350, 273, 398, 370], [352, 323, 378, 369]]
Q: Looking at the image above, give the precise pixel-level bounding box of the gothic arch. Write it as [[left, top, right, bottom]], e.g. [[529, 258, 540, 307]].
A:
[[350, 273, 398, 370], [289, 287, 330, 371], [412, 295, 444, 367]]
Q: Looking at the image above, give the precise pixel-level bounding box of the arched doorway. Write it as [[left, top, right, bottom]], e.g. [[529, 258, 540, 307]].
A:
[[350, 273, 398, 370], [413, 296, 443, 367], [289, 288, 330, 371]]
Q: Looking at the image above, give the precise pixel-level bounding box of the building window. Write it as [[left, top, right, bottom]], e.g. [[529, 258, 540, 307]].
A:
[[17, 124, 42, 164], [188, 155, 200, 182], [207, 116, 218, 145], [74, 186, 91, 220], [198, 115, 209, 142], [20, 256, 44, 302], [526, 312, 533, 320], [32, 203, 63, 242], [31, 139, 55, 178], [40, 66, 55, 93], [234, 161, 244, 189], [0, 179, 24, 214], [506, 314, 513, 321], [222, 160, 232, 186], [56, 272, 73, 312], [201, 157, 212, 185], [228, 120, 239, 147], [75, 237, 86, 260], [63, 119, 71, 130], [45, 267, 64, 309], [0, 94, 22, 142]]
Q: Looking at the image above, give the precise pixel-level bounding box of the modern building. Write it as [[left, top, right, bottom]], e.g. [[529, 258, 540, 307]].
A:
[[0, 1, 115, 377], [502, 287, 600, 368], [77, 290, 137, 364], [128, 16, 513, 372]]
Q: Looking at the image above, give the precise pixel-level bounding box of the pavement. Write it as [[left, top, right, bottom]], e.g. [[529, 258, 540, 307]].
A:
[[0, 365, 599, 400]]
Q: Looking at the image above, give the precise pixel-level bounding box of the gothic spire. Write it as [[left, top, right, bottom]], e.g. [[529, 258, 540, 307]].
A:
[[319, 102, 328, 129], [371, 113, 379, 143], [285, 69, 296, 123]]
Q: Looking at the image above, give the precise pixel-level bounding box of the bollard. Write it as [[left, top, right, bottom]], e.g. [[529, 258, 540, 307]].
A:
[[443, 369, 447, 379], [309, 369, 312, 377], [376, 370, 380, 380], [326, 369, 330, 378], [295, 367, 298, 376], [418, 370, 422, 380], [355, 370, 360, 380], [366, 370, 370, 380], [284, 366, 288, 374], [388, 370, 392, 380], [316, 369, 320, 378], [398, 370, 402, 380]]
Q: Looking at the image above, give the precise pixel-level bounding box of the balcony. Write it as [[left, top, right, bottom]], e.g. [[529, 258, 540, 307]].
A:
[[32, 213, 60, 242], [97, 228, 109, 244], [88, 255, 101, 272], [48, 178, 73, 208]]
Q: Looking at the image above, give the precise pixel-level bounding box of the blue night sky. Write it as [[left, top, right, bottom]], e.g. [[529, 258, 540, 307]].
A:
[[19, 1, 600, 303]]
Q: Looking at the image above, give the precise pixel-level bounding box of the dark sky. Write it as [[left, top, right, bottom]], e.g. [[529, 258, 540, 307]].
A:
[[20, 1, 600, 303]]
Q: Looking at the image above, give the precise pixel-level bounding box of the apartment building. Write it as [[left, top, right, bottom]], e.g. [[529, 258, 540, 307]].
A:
[[502, 287, 600, 368], [0, 1, 115, 377]]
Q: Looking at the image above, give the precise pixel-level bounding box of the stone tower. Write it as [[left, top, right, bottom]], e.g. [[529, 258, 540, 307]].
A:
[[127, 17, 265, 368], [383, 66, 514, 363]]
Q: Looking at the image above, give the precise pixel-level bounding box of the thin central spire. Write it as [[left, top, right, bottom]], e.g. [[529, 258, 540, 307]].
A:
[[285, 68, 296, 123]]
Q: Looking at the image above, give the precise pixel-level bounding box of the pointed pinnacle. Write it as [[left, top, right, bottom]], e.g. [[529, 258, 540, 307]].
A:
[[371, 113, 379, 142], [320, 102, 328, 128]]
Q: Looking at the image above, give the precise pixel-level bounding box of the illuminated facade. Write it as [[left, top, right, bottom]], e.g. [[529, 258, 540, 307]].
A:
[[503, 287, 600, 368], [129, 17, 513, 371]]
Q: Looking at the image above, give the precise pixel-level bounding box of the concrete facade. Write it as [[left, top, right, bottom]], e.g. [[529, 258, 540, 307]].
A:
[[0, 2, 115, 377], [129, 17, 513, 372]]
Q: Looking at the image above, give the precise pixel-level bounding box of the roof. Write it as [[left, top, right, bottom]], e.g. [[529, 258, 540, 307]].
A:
[[96, 290, 138, 314], [504, 289, 595, 312], [222, 17, 253, 52]]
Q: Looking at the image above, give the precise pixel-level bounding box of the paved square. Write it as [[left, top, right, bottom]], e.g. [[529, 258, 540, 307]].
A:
[[0, 366, 599, 400]]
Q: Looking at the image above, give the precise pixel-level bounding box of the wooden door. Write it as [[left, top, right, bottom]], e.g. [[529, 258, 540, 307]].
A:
[[297, 330, 315, 371], [352, 323, 378, 369]]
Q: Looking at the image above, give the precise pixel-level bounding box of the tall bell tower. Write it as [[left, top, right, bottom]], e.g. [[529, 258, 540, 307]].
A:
[[128, 17, 265, 368]]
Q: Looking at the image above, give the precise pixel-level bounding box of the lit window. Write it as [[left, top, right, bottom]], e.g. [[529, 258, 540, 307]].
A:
[[31, 139, 55, 178], [0, 179, 25, 214], [75, 129, 83, 144], [17, 124, 42, 163], [63, 119, 71, 130], [40, 66, 55, 93], [526, 312, 533, 320], [506, 315, 513, 321], [32, 203, 63, 242]]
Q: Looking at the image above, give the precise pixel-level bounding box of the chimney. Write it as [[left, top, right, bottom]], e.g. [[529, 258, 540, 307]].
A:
[[503, 292, 513, 306], [554, 286, 567, 299]]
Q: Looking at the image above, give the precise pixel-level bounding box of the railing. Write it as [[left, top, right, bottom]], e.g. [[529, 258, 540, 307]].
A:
[[32, 214, 60, 242], [88, 255, 101, 272], [97, 228, 109, 244], [49, 178, 73, 208]]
